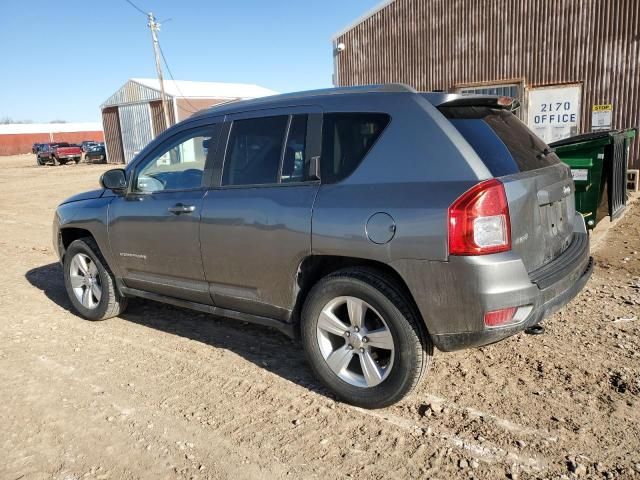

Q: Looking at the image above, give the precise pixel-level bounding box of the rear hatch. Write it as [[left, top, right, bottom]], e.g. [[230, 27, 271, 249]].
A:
[[439, 102, 576, 272]]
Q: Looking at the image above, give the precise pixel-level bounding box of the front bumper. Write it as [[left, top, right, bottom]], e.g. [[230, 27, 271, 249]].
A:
[[395, 214, 593, 352]]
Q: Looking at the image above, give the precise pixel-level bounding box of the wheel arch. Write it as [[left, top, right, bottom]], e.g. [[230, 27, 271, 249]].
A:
[[59, 227, 96, 259], [292, 255, 428, 336]]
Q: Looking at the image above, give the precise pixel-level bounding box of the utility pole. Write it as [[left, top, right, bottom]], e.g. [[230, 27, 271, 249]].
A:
[[148, 12, 171, 131]]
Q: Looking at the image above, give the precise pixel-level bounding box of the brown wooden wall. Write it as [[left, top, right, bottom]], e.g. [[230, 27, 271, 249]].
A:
[[102, 107, 125, 164], [175, 98, 233, 122], [335, 0, 640, 167], [150, 99, 176, 137]]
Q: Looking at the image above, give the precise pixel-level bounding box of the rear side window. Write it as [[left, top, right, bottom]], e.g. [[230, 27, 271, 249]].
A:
[[223, 116, 288, 186], [441, 106, 561, 176], [321, 113, 390, 183]]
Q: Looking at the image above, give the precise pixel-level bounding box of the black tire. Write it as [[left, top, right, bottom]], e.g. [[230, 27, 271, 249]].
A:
[[36, 156, 44, 166], [301, 268, 432, 408], [63, 237, 128, 321], [74, 157, 81, 164]]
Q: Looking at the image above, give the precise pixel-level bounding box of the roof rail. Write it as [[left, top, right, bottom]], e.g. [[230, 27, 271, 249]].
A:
[[203, 83, 417, 114], [264, 83, 417, 100]]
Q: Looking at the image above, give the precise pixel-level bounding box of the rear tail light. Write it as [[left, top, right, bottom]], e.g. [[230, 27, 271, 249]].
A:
[[484, 307, 517, 327], [448, 179, 511, 255]]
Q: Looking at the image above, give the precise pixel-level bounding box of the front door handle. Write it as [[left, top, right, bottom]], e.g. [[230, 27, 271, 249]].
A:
[[168, 203, 196, 215]]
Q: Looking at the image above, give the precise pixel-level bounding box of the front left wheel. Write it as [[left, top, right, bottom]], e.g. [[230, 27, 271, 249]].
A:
[[63, 238, 128, 320], [301, 268, 432, 408]]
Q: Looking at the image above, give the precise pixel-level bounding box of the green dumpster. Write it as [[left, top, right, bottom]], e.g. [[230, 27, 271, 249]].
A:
[[549, 128, 636, 229]]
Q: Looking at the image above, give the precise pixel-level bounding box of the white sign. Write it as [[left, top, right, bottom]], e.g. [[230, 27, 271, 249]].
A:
[[592, 104, 613, 131], [571, 168, 588, 182], [527, 85, 581, 143]]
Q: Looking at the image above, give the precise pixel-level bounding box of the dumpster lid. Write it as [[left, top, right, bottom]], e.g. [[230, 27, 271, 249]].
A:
[[549, 128, 637, 148], [549, 131, 613, 148]]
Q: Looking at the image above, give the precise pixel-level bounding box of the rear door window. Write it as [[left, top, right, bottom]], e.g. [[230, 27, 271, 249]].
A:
[[223, 116, 288, 186], [321, 113, 390, 183], [441, 106, 561, 176]]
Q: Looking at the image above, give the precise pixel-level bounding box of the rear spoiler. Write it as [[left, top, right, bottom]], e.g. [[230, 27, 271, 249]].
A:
[[438, 95, 520, 111]]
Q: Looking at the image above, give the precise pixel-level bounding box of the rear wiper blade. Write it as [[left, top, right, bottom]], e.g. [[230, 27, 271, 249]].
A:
[[537, 147, 556, 159]]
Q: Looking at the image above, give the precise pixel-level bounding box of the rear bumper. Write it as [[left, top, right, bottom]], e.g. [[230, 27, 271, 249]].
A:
[[431, 254, 593, 351], [395, 214, 593, 352]]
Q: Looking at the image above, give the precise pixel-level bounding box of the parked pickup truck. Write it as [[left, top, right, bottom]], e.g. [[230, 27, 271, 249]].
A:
[[37, 143, 82, 166]]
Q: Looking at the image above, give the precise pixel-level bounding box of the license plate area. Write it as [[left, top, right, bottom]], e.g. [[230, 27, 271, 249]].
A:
[[541, 199, 572, 262]]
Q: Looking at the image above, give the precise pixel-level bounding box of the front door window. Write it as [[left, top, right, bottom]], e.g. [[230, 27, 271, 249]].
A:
[[135, 128, 214, 192]]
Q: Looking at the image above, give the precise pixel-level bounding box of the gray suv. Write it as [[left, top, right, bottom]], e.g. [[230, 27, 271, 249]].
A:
[[53, 84, 593, 408]]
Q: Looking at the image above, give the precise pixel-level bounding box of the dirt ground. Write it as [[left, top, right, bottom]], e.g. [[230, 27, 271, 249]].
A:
[[0, 153, 639, 480]]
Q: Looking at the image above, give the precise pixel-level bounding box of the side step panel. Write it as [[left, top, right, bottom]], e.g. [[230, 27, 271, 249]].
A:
[[119, 286, 296, 338]]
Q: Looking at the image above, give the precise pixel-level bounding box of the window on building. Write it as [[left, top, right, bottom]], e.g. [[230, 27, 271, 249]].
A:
[[223, 116, 288, 186], [320, 113, 390, 184], [458, 83, 523, 118]]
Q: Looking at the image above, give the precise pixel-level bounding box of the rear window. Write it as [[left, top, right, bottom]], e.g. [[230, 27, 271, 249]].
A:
[[441, 106, 561, 176], [321, 113, 390, 183]]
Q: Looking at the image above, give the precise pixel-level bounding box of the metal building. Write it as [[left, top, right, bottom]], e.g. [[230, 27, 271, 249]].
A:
[[333, 0, 640, 167], [101, 78, 277, 164]]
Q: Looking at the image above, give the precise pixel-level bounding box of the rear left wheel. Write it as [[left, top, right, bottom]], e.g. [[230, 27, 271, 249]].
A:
[[301, 268, 432, 408]]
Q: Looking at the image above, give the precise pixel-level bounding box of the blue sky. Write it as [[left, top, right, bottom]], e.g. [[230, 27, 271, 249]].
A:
[[0, 0, 379, 123]]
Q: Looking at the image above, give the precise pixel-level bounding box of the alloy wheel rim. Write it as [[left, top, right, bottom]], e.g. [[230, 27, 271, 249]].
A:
[[316, 296, 395, 388], [69, 253, 102, 310]]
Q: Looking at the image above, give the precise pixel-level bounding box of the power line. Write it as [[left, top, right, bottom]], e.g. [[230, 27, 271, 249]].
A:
[[123, 1, 193, 124], [124, 0, 148, 16], [157, 42, 200, 114]]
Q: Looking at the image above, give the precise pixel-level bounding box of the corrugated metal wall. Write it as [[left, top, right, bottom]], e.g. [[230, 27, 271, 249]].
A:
[[102, 107, 124, 164], [102, 80, 162, 108], [335, 0, 640, 167], [118, 103, 153, 164]]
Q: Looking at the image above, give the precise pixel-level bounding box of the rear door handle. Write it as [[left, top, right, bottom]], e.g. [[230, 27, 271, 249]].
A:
[[168, 203, 196, 214]]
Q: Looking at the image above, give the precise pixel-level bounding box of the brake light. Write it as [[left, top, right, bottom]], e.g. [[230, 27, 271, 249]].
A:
[[448, 179, 511, 255], [484, 307, 518, 327]]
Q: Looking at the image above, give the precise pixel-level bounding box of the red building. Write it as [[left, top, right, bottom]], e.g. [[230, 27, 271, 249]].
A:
[[0, 123, 104, 156]]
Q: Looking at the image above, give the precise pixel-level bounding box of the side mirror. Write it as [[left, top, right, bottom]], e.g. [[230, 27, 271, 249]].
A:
[[100, 168, 127, 191]]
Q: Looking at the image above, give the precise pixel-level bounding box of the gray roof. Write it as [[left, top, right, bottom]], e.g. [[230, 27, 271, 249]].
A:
[[102, 78, 277, 108]]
